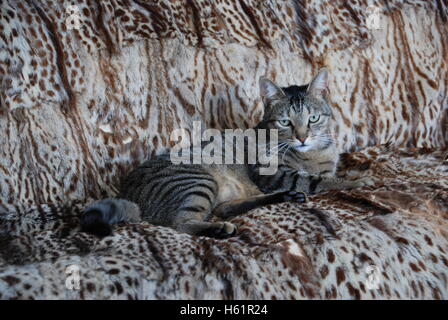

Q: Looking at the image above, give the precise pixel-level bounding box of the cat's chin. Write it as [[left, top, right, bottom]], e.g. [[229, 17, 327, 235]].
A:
[[294, 145, 312, 153]]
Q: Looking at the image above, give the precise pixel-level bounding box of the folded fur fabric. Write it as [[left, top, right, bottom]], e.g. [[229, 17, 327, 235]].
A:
[[0, 146, 447, 299]]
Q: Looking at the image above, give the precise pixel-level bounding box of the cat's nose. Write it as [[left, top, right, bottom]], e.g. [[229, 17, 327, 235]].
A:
[[298, 137, 307, 144]]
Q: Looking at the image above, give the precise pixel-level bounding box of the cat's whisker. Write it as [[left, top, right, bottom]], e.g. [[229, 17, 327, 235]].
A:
[[281, 144, 293, 163], [260, 141, 290, 155], [274, 143, 290, 156], [319, 137, 335, 141], [266, 145, 289, 157]]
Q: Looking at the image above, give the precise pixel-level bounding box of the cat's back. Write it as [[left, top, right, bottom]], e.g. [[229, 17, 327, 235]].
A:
[[119, 153, 262, 219], [119, 154, 219, 223], [120, 153, 211, 192]]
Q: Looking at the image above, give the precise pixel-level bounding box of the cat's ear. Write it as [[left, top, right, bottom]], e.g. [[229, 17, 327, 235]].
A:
[[307, 68, 329, 99], [259, 77, 286, 106]]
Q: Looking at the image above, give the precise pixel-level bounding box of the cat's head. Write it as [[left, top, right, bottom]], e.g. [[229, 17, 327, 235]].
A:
[[258, 68, 334, 153]]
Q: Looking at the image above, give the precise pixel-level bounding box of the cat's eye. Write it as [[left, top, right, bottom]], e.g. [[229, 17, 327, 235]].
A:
[[277, 120, 291, 127], [309, 115, 320, 123]]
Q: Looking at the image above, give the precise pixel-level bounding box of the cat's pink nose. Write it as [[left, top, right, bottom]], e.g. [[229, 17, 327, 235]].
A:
[[298, 137, 306, 144]]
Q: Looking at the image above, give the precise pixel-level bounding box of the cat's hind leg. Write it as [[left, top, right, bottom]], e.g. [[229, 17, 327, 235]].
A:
[[174, 190, 307, 237], [175, 218, 236, 239], [170, 192, 237, 238], [213, 190, 307, 220]]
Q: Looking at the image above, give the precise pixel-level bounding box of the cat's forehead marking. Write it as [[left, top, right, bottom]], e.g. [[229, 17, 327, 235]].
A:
[[292, 98, 304, 113], [289, 104, 309, 120], [289, 97, 312, 116]]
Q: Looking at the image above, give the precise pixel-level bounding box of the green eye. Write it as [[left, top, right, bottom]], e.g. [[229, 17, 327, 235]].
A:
[[278, 120, 291, 127], [309, 115, 320, 123]]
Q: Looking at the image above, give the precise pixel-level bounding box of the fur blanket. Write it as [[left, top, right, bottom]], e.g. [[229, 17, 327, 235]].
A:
[[0, 146, 447, 299], [0, 0, 447, 299]]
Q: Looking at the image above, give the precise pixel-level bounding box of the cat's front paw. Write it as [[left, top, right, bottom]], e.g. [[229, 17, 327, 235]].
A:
[[282, 190, 308, 203], [213, 222, 237, 239]]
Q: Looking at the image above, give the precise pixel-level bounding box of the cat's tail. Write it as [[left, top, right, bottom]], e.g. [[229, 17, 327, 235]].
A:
[[80, 198, 141, 237]]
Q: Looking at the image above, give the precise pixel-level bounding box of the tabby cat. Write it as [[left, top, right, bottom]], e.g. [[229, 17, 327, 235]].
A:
[[81, 68, 371, 238]]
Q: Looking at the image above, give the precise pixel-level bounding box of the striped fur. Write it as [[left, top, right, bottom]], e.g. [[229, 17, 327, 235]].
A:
[[253, 69, 371, 195]]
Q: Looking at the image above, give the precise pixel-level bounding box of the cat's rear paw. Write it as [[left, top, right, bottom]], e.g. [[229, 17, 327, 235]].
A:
[[282, 191, 308, 203]]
